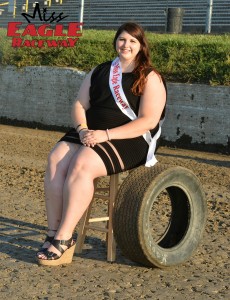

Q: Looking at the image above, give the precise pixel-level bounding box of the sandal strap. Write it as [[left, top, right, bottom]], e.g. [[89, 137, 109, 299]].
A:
[[43, 229, 57, 243], [45, 250, 60, 260], [41, 237, 73, 260], [37, 235, 54, 253], [51, 237, 73, 255], [44, 235, 54, 243]]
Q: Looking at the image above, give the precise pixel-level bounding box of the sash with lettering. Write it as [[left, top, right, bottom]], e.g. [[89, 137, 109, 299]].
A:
[[109, 57, 163, 167]]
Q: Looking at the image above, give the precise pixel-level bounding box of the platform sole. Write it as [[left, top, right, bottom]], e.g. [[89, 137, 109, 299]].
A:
[[37, 243, 76, 266]]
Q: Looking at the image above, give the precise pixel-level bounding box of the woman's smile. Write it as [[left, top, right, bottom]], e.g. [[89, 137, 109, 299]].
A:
[[116, 30, 141, 62]]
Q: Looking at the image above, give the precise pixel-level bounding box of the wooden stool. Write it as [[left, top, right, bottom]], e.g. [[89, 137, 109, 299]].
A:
[[75, 173, 120, 262]]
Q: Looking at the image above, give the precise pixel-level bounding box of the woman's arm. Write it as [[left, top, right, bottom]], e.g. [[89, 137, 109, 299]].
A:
[[72, 69, 99, 147], [71, 69, 94, 129], [83, 71, 166, 145]]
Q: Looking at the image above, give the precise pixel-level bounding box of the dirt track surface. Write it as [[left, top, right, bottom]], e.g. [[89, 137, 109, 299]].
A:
[[0, 124, 229, 300]]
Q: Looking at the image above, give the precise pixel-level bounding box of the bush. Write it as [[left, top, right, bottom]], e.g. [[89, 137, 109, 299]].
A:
[[0, 28, 229, 85]]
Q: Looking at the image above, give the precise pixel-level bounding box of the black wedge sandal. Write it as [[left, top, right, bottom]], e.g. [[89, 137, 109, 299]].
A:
[[37, 237, 76, 266], [36, 235, 54, 256], [36, 230, 57, 257]]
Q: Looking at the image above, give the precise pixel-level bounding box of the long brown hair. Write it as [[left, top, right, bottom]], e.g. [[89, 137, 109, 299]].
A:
[[113, 22, 157, 95]]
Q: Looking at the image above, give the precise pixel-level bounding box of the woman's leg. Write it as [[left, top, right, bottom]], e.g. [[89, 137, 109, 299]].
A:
[[41, 141, 81, 244], [40, 145, 107, 258]]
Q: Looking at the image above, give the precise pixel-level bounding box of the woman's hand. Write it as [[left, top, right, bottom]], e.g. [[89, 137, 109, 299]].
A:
[[79, 129, 92, 147], [81, 130, 108, 147]]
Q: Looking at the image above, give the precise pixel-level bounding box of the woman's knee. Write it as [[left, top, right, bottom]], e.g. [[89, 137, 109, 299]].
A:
[[67, 150, 107, 181], [47, 147, 61, 167], [46, 142, 76, 178]]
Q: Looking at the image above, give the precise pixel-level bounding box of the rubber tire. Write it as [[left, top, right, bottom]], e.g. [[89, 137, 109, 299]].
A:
[[113, 164, 207, 268]]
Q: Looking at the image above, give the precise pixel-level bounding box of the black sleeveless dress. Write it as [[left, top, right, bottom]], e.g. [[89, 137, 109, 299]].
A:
[[59, 61, 166, 175]]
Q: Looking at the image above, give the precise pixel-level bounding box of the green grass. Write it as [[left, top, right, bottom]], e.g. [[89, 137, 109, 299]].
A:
[[0, 28, 229, 85]]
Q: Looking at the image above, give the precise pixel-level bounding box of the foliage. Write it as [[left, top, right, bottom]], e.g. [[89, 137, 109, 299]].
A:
[[0, 28, 229, 85]]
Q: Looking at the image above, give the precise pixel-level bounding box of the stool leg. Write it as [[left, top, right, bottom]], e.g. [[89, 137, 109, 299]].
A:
[[106, 174, 119, 262]]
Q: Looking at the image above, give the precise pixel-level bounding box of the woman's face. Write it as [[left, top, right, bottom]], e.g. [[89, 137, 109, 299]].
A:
[[116, 30, 141, 62]]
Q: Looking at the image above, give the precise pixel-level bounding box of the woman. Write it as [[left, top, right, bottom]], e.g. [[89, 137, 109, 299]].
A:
[[36, 22, 167, 266]]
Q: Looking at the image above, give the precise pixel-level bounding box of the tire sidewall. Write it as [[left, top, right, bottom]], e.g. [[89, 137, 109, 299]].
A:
[[138, 166, 207, 268]]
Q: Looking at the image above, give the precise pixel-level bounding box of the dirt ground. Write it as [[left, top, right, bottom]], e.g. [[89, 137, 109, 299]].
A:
[[0, 124, 229, 300]]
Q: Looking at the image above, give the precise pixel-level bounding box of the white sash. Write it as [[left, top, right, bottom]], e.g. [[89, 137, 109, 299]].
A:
[[109, 57, 163, 167]]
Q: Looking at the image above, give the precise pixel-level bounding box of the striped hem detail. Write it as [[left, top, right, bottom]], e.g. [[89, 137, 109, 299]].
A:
[[94, 144, 115, 174], [96, 144, 115, 173], [106, 141, 124, 171]]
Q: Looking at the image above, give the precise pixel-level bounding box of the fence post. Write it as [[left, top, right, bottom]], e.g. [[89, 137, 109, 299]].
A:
[[79, 0, 84, 31], [205, 0, 213, 33]]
